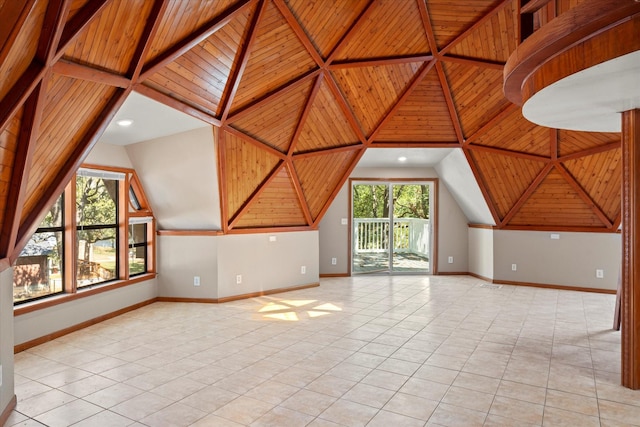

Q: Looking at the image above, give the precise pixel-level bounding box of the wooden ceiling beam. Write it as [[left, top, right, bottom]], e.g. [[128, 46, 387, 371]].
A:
[[440, 55, 505, 70], [286, 162, 313, 225], [139, 0, 254, 81], [558, 141, 621, 162], [293, 144, 362, 160], [134, 84, 221, 126], [0, 0, 37, 66], [55, 0, 110, 61], [0, 62, 45, 135], [418, 0, 439, 55], [14, 88, 132, 261], [226, 69, 321, 124], [0, 82, 46, 259], [37, 0, 69, 64], [368, 59, 436, 143], [465, 103, 520, 144], [550, 128, 558, 160], [369, 141, 461, 149], [223, 126, 287, 161], [500, 163, 554, 226], [273, 0, 324, 67], [325, 0, 376, 65], [439, 0, 512, 56], [324, 73, 367, 145], [435, 61, 464, 143], [462, 147, 502, 225], [288, 74, 324, 157], [329, 55, 433, 69], [467, 143, 550, 162], [556, 163, 613, 228], [52, 59, 131, 88], [220, 0, 267, 122], [128, 0, 170, 80]]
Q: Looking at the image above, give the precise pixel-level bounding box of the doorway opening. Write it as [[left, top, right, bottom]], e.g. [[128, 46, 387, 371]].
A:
[[350, 179, 436, 275]]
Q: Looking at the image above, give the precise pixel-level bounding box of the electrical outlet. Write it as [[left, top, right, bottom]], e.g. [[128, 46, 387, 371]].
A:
[[236, 274, 242, 284], [269, 235, 277, 242], [448, 256, 454, 264], [301, 265, 306, 274], [511, 264, 517, 271], [596, 269, 604, 279], [341, 218, 348, 225], [193, 276, 200, 286], [331, 257, 337, 265]]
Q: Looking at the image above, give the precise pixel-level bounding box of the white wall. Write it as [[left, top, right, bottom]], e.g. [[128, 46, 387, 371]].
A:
[[125, 127, 221, 230], [157, 231, 319, 300], [319, 166, 470, 275], [84, 142, 134, 168], [1, 268, 15, 419], [468, 227, 494, 280]]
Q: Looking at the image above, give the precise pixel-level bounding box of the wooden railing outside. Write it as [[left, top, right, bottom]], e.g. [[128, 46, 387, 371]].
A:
[[353, 218, 430, 257]]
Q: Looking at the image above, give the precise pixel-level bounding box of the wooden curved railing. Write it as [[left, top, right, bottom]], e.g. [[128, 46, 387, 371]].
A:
[[504, 0, 640, 106]]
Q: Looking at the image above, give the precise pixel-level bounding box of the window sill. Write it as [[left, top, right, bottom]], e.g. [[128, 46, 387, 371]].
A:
[[14, 273, 157, 316]]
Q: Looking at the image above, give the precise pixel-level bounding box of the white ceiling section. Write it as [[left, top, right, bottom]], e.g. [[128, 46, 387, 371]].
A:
[[100, 92, 209, 145], [357, 147, 454, 168], [522, 51, 640, 132]]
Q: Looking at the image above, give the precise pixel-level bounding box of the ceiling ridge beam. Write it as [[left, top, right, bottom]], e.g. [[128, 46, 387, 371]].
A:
[[227, 161, 285, 230], [311, 147, 367, 228], [286, 162, 313, 225], [15, 88, 132, 260], [500, 162, 554, 226], [133, 84, 221, 126], [272, 0, 324, 67], [368, 59, 436, 143], [288, 73, 324, 157], [128, 0, 170, 81], [52, 59, 131, 88], [467, 143, 550, 162], [434, 61, 464, 144], [293, 144, 362, 160], [223, 126, 287, 161], [226, 69, 320, 123], [325, 0, 376, 65], [329, 55, 433, 69], [465, 103, 520, 144], [55, 0, 110, 62], [324, 74, 367, 145], [555, 163, 613, 228], [440, 55, 505, 70], [0, 82, 46, 258], [418, 0, 439, 56], [139, 0, 254, 81], [558, 141, 621, 162], [220, 0, 267, 122], [0, 0, 37, 66], [439, 0, 512, 57], [462, 147, 503, 226]]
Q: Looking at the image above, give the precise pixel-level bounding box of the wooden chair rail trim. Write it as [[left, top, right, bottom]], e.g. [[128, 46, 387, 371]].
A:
[[504, 0, 640, 105]]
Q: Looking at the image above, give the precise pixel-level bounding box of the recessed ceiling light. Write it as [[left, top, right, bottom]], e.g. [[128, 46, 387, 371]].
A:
[[398, 156, 407, 162], [116, 119, 133, 127]]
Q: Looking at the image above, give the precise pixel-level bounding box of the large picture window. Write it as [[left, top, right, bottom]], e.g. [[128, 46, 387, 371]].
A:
[[13, 166, 155, 306]]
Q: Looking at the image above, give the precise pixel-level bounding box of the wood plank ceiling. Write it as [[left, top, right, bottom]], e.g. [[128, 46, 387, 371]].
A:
[[0, 0, 622, 260]]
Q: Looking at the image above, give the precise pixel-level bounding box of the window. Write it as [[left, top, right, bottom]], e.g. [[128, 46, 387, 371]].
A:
[[13, 166, 155, 306], [13, 196, 64, 303]]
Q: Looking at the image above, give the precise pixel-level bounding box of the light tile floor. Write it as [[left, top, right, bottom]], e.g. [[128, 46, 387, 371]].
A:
[[6, 275, 640, 426]]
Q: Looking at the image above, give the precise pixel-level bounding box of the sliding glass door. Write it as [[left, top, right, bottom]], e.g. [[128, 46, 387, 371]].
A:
[[351, 180, 433, 274]]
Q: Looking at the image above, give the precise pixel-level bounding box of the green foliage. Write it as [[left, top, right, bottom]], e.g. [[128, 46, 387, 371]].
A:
[[76, 177, 117, 247], [353, 183, 429, 219]]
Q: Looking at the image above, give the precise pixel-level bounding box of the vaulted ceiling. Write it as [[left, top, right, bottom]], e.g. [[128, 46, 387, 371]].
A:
[[0, 0, 622, 260]]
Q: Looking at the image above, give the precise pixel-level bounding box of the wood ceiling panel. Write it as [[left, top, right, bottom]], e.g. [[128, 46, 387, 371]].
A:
[[334, 0, 430, 61], [294, 149, 358, 220], [426, 0, 498, 49], [508, 168, 604, 227], [557, 0, 589, 15], [284, 0, 369, 59], [63, 0, 154, 75], [145, 0, 239, 63], [442, 61, 510, 138], [331, 62, 423, 137], [375, 67, 457, 142], [471, 150, 547, 219], [0, 106, 23, 227], [65, 0, 91, 23], [0, 0, 46, 100], [230, 78, 314, 153], [223, 130, 281, 219], [230, 0, 317, 113], [296, 78, 360, 153], [473, 108, 550, 156], [446, 0, 517, 63], [234, 166, 307, 228], [23, 74, 116, 223], [558, 130, 620, 157], [563, 149, 621, 222], [145, 8, 252, 117]]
